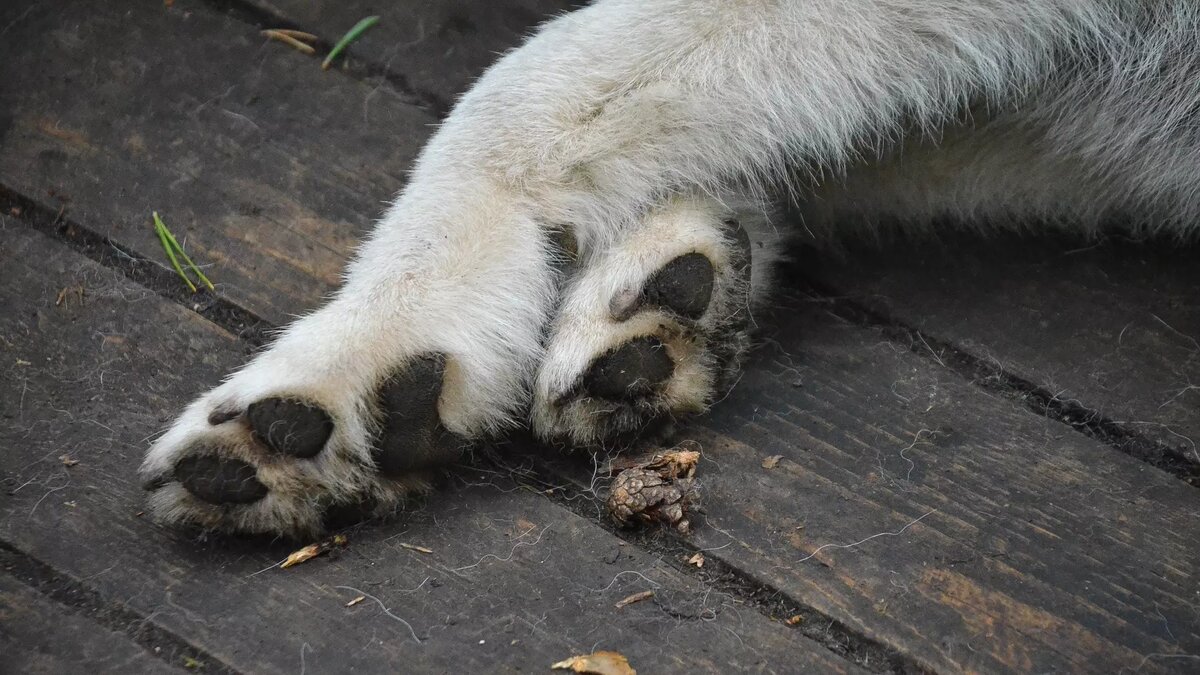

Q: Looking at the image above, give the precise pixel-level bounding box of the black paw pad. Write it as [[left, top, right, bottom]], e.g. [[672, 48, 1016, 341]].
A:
[[247, 398, 333, 459], [374, 355, 466, 474], [643, 252, 715, 319], [584, 337, 674, 400], [174, 455, 268, 505]]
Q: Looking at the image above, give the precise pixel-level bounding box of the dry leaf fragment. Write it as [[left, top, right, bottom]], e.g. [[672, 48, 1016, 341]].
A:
[[346, 595, 366, 607], [281, 544, 320, 569], [687, 552, 705, 567], [605, 443, 700, 479], [55, 285, 84, 307], [280, 533, 349, 569], [614, 590, 655, 608], [761, 455, 783, 469], [399, 543, 433, 554], [552, 651, 636, 675], [59, 455, 79, 467], [786, 614, 804, 626]]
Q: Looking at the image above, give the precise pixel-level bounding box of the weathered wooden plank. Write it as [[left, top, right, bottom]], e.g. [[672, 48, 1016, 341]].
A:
[[0, 0, 433, 324], [803, 234, 1200, 470], [500, 280, 1200, 672], [0, 573, 180, 675], [7, 1, 1198, 672], [661, 292, 1200, 673], [242, 0, 580, 108], [0, 225, 860, 674]]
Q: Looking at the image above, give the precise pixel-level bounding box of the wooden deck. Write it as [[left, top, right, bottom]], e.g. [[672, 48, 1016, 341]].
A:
[[1, 1, 1198, 673]]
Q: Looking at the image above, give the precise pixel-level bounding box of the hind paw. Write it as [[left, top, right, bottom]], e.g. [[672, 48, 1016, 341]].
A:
[[533, 196, 772, 445]]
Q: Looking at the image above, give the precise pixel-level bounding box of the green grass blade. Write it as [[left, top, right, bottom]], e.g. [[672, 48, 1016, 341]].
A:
[[322, 15, 380, 70], [154, 212, 215, 291], [153, 212, 197, 293], [174, 248, 215, 291]]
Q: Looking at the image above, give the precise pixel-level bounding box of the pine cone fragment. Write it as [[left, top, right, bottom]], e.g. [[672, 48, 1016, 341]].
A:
[[606, 445, 701, 533]]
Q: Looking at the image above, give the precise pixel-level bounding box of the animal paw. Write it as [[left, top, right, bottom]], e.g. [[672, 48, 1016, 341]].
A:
[[140, 341, 473, 538], [532, 195, 774, 445]]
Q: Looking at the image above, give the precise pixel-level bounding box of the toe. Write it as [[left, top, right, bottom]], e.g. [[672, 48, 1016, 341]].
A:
[[584, 336, 675, 400], [610, 252, 715, 321], [642, 252, 715, 319], [174, 455, 268, 504], [373, 355, 467, 474], [247, 398, 333, 459]]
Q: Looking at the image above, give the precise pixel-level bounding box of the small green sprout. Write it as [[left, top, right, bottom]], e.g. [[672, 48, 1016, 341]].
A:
[[322, 16, 380, 70], [152, 212, 214, 293]]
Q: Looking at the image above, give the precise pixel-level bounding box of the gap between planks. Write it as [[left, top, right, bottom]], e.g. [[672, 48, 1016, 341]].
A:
[[795, 276, 1200, 484], [0, 541, 242, 675], [197, 0, 452, 117]]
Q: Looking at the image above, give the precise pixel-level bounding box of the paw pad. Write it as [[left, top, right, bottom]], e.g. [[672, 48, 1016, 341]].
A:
[[610, 252, 715, 321], [248, 398, 333, 459], [584, 336, 674, 400], [374, 355, 466, 473], [174, 455, 267, 504]]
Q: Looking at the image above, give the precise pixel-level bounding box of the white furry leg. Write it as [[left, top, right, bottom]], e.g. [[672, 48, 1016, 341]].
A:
[[532, 194, 781, 445], [140, 180, 561, 538], [141, 0, 1131, 537]]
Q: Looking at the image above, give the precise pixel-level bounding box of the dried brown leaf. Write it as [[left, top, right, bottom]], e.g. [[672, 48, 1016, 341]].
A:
[[280, 534, 349, 569], [280, 544, 320, 569], [552, 651, 636, 675], [786, 614, 804, 626], [687, 552, 705, 567], [606, 443, 701, 479], [614, 590, 654, 608], [761, 455, 783, 469], [59, 455, 79, 467]]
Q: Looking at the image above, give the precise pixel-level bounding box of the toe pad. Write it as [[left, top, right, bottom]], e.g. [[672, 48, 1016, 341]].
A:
[[174, 455, 268, 505], [584, 337, 674, 401], [643, 252, 714, 320], [247, 398, 333, 459]]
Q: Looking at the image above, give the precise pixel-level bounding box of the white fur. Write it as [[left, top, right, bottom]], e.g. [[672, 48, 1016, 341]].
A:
[[142, 0, 1200, 535]]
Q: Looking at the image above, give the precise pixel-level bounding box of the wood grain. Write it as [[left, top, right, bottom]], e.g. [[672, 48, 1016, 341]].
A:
[[802, 233, 1200, 471], [0, 0, 432, 324], [243, 0, 581, 109], [669, 292, 1200, 673], [0, 573, 179, 675], [3, 0, 1198, 672]]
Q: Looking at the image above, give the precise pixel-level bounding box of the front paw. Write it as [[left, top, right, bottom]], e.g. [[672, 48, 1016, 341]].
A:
[[140, 352, 469, 538]]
